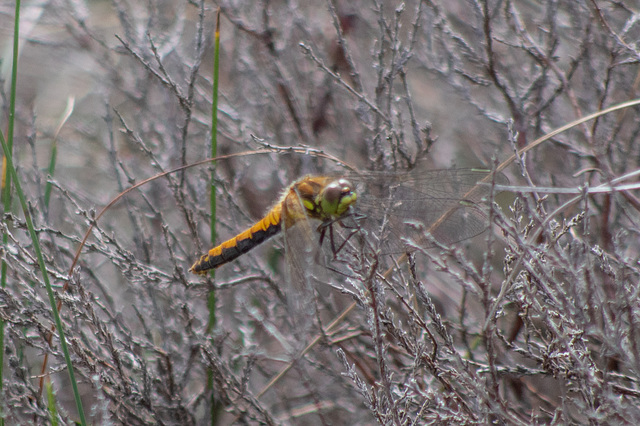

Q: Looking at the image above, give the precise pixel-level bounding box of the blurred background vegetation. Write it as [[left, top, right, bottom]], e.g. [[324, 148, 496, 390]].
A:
[[2, 0, 640, 424]]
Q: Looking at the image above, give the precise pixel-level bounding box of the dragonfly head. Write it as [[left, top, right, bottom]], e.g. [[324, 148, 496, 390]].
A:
[[318, 178, 357, 218]]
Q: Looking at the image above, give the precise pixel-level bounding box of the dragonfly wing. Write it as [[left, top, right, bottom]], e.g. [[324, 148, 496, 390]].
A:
[[281, 206, 319, 342], [352, 169, 499, 252]]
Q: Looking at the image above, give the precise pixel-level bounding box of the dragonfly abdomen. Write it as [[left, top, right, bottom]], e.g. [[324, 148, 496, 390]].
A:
[[189, 205, 283, 274]]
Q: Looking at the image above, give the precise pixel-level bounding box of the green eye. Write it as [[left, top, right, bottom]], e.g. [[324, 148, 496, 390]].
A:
[[319, 179, 356, 217]]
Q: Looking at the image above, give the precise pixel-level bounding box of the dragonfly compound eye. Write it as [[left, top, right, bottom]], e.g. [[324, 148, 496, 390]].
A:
[[319, 179, 357, 217]]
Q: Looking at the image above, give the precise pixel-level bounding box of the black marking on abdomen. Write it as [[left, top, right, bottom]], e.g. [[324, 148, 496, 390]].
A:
[[192, 222, 282, 273]]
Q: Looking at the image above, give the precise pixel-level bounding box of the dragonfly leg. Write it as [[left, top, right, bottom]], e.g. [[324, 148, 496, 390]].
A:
[[316, 211, 367, 259], [318, 222, 328, 247], [316, 220, 344, 257]]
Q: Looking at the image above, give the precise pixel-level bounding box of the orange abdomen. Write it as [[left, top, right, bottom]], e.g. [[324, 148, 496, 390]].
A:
[[189, 205, 283, 274]]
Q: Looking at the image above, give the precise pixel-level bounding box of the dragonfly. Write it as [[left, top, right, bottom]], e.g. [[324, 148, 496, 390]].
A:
[[190, 169, 494, 276], [190, 176, 357, 274]]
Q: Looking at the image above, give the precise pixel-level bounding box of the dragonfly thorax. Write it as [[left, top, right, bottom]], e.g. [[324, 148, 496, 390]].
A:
[[282, 176, 357, 227]]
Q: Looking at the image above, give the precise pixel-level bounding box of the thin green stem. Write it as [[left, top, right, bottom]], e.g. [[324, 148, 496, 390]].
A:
[[0, 132, 87, 426], [0, 3, 86, 423], [207, 7, 221, 334], [44, 97, 74, 209], [0, 1, 22, 423], [208, 7, 222, 425]]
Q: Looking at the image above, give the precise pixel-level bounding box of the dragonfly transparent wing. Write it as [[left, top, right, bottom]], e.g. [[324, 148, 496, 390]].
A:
[[347, 168, 498, 253], [281, 196, 322, 342]]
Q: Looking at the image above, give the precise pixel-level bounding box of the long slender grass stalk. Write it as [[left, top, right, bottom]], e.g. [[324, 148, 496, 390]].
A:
[[207, 7, 220, 333], [45, 381, 59, 426], [44, 97, 74, 208], [0, 2, 22, 424], [0, 130, 87, 426], [207, 7, 222, 425], [0, 3, 86, 424]]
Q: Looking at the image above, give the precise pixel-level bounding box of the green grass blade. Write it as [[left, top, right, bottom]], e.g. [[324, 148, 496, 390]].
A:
[[0, 3, 86, 424], [0, 125, 87, 426], [44, 97, 75, 208], [0, 1, 23, 424], [46, 381, 59, 426], [207, 8, 223, 425], [207, 7, 221, 333]]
